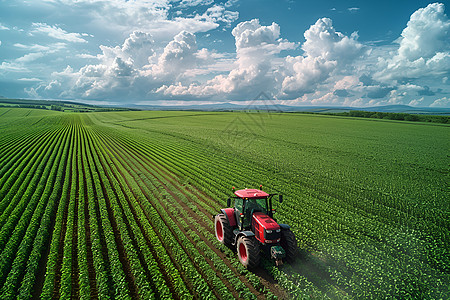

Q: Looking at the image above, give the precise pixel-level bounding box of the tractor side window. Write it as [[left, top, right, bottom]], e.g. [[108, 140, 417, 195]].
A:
[[245, 200, 257, 215], [235, 198, 243, 213]]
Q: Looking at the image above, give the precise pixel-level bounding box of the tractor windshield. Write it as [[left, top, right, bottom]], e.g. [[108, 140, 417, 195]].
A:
[[243, 198, 268, 226], [254, 198, 268, 214], [235, 197, 269, 228]]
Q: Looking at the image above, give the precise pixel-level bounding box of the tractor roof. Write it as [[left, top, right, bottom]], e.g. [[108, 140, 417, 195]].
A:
[[234, 189, 269, 199]]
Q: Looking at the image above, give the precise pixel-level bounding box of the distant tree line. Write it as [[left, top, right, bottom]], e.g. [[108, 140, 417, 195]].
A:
[[331, 110, 448, 124], [0, 104, 48, 109], [0, 102, 135, 113]]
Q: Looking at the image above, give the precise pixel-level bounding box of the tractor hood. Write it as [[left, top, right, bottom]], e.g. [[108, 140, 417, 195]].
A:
[[252, 212, 280, 231]]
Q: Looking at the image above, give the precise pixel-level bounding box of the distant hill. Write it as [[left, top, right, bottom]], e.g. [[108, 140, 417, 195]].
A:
[[2, 98, 448, 116], [131, 103, 450, 115], [0, 98, 133, 112]]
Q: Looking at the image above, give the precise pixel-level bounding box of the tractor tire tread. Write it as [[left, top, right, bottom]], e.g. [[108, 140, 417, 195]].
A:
[[237, 236, 260, 269], [215, 214, 233, 246], [281, 229, 297, 262]]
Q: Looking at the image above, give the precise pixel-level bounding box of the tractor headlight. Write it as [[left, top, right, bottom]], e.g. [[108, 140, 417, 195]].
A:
[[266, 230, 272, 233], [276, 229, 281, 233]]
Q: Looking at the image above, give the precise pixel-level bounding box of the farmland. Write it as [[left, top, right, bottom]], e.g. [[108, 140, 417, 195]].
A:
[[0, 107, 448, 299]]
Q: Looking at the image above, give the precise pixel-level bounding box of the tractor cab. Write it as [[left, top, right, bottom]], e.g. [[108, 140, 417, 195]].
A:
[[232, 189, 270, 228]]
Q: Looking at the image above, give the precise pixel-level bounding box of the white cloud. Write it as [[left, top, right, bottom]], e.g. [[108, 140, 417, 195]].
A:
[[158, 19, 296, 99], [98, 31, 155, 67], [195, 4, 239, 26], [18, 77, 42, 82], [76, 53, 98, 59], [280, 18, 364, 98], [409, 97, 424, 106], [375, 3, 450, 82], [30, 29, 211, 101], [31, 23, 88, 43], [0, 23, 9, 30], [14, 42, 67, 52], [224, 0, 239, 8], [430, 96, 449, 107], [178, 0, 214, 7], [148, 30, 208, 77], [16, 52, 45, 63], [0, 62, 28, 72], [21, 1, 449, 107], [14, 43, 50, 51], [57, 0, 238, 41]]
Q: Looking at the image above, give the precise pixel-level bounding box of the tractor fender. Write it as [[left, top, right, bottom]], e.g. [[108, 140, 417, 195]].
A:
[[220, 208, 237, 227], [234, 231, 255, 245], [278, 224, 291, 230]]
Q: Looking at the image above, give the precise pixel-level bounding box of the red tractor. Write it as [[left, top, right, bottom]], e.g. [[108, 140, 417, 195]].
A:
[[214, 186, 297, 268]]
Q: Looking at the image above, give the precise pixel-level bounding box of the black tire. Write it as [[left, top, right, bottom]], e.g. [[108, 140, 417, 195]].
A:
[[281, 229, 297, 262], [236, 236, 260, 268], [215, 214, 233, 246]]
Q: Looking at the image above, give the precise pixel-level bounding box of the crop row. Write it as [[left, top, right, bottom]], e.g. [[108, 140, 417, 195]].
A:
[[91, 123, 284, 297], [1, 109, 447, 299], [95, 112, 448, 299], [0, 123, 72, 298]]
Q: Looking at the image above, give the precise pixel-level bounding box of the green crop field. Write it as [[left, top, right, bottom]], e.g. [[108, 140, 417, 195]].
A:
[[0, 107, 448, 299]]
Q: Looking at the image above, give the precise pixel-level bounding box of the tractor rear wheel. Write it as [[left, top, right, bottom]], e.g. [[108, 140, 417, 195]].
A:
[[237, 236, 260, 268], [281, 229, 297, 262], [215, 214, 233, 246]]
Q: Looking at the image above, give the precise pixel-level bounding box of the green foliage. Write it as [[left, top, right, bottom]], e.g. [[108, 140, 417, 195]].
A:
[[0, 108, 448, 299], [333, 110, 449, 123]]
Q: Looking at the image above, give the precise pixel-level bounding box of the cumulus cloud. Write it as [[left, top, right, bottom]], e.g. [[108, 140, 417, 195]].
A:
[[149, 31, 200, 76], [31, 23, 88, 43], [127, 17, 364, 103], [157, 19, 296, 99], [279, 18, 364, 98], [196, 4, 239, 26], [409, 97, 424, 106], [98, 31, 155, 67], [29, 29, 210, 101], [75, 0, 238, 41], [375, 3, 450, 82], [430, 96, 449, 107], [22, 1, 449, 107]]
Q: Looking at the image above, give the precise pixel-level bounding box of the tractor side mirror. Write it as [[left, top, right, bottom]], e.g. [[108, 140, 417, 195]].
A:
[[279, 195, 283, 203], [227, 198, 231, 207]]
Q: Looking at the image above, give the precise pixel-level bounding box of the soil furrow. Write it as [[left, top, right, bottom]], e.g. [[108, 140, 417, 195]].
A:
[[94, 129, 196, 298], [71, 165, 80, 299], [97, 150, 178, 298], [95, 169, 139, 300], [52, 164, 71, 299], [94, 128, 220, 299], [80, 141, 98, 299], [83, 126, 132, 298], [113, 135, 283, 298]]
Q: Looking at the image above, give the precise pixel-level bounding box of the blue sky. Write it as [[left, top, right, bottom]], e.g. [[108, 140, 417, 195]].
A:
[[0, 0, 449, 107]]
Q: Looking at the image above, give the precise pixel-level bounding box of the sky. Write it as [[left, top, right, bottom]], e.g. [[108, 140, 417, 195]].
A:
[[0, 0, 449, 107]]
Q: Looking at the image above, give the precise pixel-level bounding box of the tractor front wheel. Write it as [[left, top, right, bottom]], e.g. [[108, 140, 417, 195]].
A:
[[215, 214, 233, 246], [281, 229, 297, 262], [237, 236, 260, 268]]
